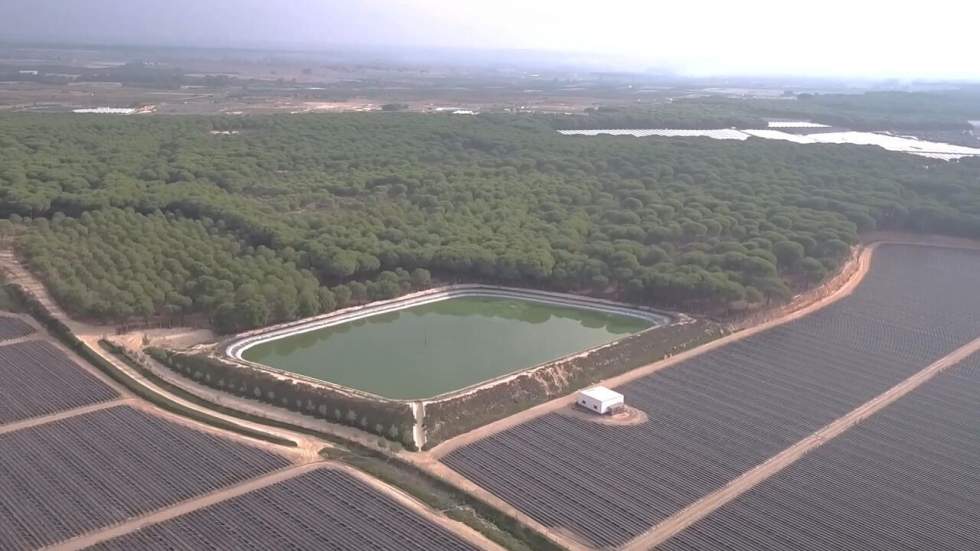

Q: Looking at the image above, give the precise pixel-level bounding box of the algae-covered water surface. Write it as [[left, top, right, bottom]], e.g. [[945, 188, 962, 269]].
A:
[[242, 296, 657, 399]]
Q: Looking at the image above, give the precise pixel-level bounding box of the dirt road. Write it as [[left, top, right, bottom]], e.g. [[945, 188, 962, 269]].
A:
[[47, 463, 323, 551], [401, 243, 874, 551], [0, 398, 134, 436], [50, 461, 505, 551], [0, 250, 327, 453], [426, 237, 980, 551], [2, 252, 503, 551], [428, 236, 980, 460], [426, 243, 873, 460], [621, 327, 980, 551]]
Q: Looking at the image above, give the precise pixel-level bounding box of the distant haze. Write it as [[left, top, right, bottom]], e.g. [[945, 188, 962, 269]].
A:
[[2, 0, 978, 79]]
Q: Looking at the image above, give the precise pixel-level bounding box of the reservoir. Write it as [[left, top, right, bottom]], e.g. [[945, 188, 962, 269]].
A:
[[240, 295, 657, 400]]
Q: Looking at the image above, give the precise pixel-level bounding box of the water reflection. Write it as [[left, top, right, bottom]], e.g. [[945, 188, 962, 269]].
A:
[[243, 296, 653, 399]]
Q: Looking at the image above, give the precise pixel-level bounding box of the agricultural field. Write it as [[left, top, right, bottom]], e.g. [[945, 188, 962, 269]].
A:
[[658, 352, 980, 551], [0, 340, 119, 424], [0, 315, 33, 341], [0, 405, 290, 549], [442, 244, 980, 548], [92, 467, 480, 551]]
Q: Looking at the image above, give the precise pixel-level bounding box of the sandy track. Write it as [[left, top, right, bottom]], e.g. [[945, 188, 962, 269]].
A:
[[334, 463, 507, 551], [48, 461, 505, 551], [426, 244, 873, 460], [3, 249, 406, 453], [46, 463, 323, 551], [1, 249, 323, 453], [428, 237, 980, 550], [621, 327, 980, 551], [9, 239, 980, 551], [406, 244, 873, 551], [417, 459, 592, 551], [2, 253, 503, 551], [0, 398, 134, 435]]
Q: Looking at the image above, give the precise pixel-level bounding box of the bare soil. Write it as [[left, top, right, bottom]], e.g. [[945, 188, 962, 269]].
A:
[[114, 327, 216, 350], [1, 252, 503, 551], [402, 244, 872, 551], [335, 463, 507, 551], [9, 238, 980, 551], [1, 249, 323, 454], [49, 463, 321, 551], [556, 405, 649, 426], [425, 243, 870, 461], [52, 461, 505, 551], [411, 458, 592, 551], [0, 398, 133, 436], [622, 324, 980, 551], [428, 236, 980, 551]]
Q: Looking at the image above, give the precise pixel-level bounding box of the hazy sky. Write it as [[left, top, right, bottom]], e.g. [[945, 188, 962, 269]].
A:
[[2, 0, 978, 79]]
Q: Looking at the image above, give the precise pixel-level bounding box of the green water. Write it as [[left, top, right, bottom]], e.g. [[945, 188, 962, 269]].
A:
[[242, 296, 654, 400]]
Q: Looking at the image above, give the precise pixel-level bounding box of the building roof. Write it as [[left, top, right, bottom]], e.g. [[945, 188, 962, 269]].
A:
[[579, 386, 624, 403]]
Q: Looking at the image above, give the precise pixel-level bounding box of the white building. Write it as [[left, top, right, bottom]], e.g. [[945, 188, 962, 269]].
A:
[[577, 386, 624, 415]]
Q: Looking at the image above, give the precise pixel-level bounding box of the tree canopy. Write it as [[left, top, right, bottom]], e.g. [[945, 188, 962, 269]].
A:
[[3, 112, 979, 332]]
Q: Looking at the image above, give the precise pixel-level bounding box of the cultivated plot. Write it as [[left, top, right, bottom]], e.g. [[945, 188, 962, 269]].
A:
[[0, 316, 34, 341], [91, 467, 481, 551], [658, 353, 980, 551], [443, 244, 980, 547], [0, 406, 290, 550], [0, 340, 119, 424]]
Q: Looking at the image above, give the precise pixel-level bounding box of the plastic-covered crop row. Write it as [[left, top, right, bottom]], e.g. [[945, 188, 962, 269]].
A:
[[0, 315, 34, 342], [443, 244, 980, 548], [0, 340, 118, 424], [92, 467, 479, 551], [659, 353, 980, 551], [0, 406, 290, 550]]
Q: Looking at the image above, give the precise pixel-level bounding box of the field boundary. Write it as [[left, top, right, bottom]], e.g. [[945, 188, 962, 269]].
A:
[[226, 284, 672, 363], [420, 319, 722, 448], [430, 237, 980, 551], [48, 463, 321, 551], [0, 252, 605, 551], [9, 238, 980, 551], [49, 461, 506, 551], [0, 281, 305, 449], [426, 243, 871, 459], [622, 325, 980, 550], [168, 284, 687, 448], [221, 284, 675, 404], [0, 398, 133, 435]]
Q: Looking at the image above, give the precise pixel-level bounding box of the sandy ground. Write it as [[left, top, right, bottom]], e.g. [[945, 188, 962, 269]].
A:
[[425, 244, 870, 461], [1, 249, 215, 348], [0, 314, 135, 411], [335, 463, 507, 551], [0, 398, 134, 436], [426, 234, 980, 460], [405, 244, 872, 551], [111, 343, 401, 451], [52, 462, 505, 551], [114, 326, 216, 350], [7, 237, 980, 551], [556, 405, 649, 426], [1, 250, 319, 453], [424, 236, 980, 550], [48, 463, 323, 551], [0, 253, 503, 551], [416, 459, 593, 551], [621, 321, 980, 550]]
